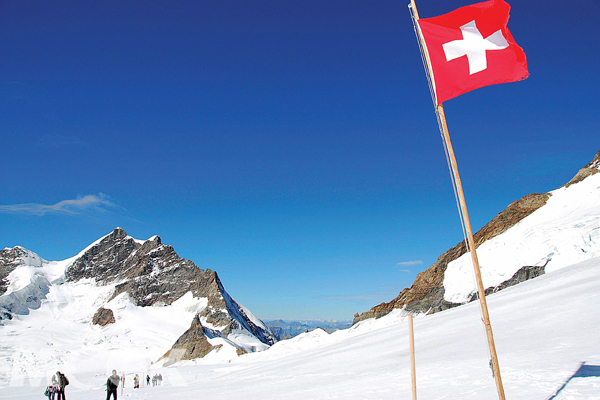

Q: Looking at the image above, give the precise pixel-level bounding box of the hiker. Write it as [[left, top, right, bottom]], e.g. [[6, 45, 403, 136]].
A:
[[146, 375, 150, 386], [44, 375, 58, 400], [106, 370, 120, 400], [152, 374, 157, 387], [158, 373, 162, 385], [55, 371, 69, 400], [133, 374, 139, 388]]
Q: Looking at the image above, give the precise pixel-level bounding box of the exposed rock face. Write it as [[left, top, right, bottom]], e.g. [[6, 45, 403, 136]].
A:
[[66, 228, 139, 284], [65, 228, 275, 356], [160, 315, 221, 366], [0, 248, 23, 297], [0, 247, 44, 296], [66, 228, 220, 307], [469, 265, 545, 302], [354, 149, 600, 325], [92, 307, 115, 326]]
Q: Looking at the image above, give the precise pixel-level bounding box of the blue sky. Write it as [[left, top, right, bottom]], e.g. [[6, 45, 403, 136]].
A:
[[1, 0, 598, 320]]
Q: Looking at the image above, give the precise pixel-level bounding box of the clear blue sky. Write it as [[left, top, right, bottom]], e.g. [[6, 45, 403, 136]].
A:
[[1, 0, 598, 320]]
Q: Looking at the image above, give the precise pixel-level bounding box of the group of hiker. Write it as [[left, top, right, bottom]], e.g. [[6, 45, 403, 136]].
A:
[[45, 370, 164, 400], [150, 373, 163, 386], [106, 370, 164, 399], [44, 371, 69, 400]]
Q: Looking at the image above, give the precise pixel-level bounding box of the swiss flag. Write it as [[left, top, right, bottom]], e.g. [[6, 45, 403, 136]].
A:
[[417, 0, 528, 104]]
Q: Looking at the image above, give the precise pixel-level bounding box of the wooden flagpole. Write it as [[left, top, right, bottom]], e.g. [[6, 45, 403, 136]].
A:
[[408, 314, 417, 400], [437, 104, 506, 400], [409, 2, 506, 399]]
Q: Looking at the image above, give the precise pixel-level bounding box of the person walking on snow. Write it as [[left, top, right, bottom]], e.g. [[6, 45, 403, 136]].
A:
[[55, 371, 69, 400], [106, 370, 120, 400], [133, 374, 139, 389], [44, 375, 58, 400]]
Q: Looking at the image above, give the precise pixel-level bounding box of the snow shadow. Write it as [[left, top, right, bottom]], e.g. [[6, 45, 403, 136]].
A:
[[547, 362, 600, 399]]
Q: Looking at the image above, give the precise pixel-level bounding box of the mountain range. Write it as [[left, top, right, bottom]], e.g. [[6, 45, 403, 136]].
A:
[[264, 319, 352, 340], [0, 228, 275, 382], [1, 148, 599, 388]]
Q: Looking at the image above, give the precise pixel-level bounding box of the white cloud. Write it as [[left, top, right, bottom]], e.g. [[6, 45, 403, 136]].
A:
[[397, 260, 423, 273], [397, 260, 423, 266], [0, 194, 115, 216]]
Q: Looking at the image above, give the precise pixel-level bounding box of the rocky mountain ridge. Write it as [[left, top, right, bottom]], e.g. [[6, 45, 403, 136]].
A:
[[0, 228, 276, 363], [354, 149, 600, 324]]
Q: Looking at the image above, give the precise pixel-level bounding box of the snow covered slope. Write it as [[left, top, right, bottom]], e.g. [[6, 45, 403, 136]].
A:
[[1, 256, 598, 399], [0, 247, 72, 320], [355, 150, 600, 321], [444, 171, 600, 303]]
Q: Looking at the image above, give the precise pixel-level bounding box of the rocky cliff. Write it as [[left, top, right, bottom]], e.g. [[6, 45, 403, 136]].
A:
[[66, 228, 276, 359], [66, 228, 221, 307], [353, 149, 600, 324]]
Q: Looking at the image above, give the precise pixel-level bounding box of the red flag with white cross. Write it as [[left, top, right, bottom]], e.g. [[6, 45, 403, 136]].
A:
[[417, 0, 528, 104]]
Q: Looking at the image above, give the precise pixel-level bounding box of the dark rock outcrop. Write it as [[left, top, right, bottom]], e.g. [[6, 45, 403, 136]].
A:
[[92, 307, 115, 326], [469, 264, 545, 302], [0, 248, 22, 297], [66, 228, 221, 308], [159, 315, 221, 366]]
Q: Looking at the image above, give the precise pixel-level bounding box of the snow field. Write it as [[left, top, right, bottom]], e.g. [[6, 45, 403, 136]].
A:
[[3, 256, 598, 399], [444, 173, 600, 303]]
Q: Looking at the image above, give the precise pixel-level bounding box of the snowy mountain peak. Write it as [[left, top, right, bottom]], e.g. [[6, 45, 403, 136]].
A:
[[0, 247, 53, 320], [0, 246, 45, 273], [0, 228, 276, 377]]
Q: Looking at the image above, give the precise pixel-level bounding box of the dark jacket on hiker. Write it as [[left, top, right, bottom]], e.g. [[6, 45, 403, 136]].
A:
[[106, 373, 120, 400], [57, 372, 69, 389], [107, 375, 120, 391], [55, 372, 68, 400]]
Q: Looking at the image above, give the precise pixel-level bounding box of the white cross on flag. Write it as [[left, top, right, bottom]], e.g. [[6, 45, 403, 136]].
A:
[[417, 0, 528, 104]]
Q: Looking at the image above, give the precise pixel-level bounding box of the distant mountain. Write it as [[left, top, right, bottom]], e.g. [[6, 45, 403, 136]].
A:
[[265, 319, 351, 340], [0, 228, 276, 378], [354, 149, 600, 324]]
